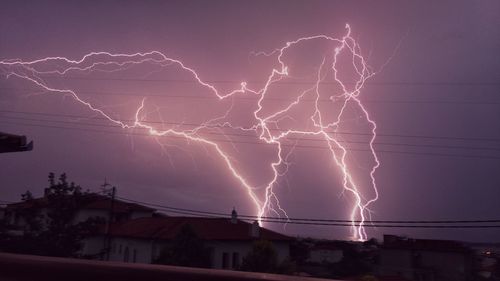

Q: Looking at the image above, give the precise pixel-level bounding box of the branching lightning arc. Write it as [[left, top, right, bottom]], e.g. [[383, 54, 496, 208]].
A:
[[0, 24, 379, 241]]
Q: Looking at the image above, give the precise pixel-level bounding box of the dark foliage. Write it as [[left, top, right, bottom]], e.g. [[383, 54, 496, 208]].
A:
[[0, 172, 104, 257], [154, 224, 211, 268], [240, 240, 279, 273]]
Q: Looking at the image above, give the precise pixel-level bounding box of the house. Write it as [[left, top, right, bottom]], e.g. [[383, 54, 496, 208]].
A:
[[378, 234, 474, 281], [82, 210, 292, 270], [3, 193, 155, 231], [4, 192, 292, 270]]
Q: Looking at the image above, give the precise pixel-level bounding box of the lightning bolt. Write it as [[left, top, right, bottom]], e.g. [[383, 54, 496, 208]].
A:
[[1, 24, 379, 241]]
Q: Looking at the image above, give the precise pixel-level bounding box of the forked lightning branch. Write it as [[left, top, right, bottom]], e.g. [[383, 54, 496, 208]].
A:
[[0, 24, 380, 241]]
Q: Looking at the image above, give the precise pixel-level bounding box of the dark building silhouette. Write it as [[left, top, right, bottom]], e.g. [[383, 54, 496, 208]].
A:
[[0, 132, 33, 153]]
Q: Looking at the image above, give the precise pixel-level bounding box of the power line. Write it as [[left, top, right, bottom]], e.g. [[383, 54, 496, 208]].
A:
[[3, 119, 500, 160], [2, 109, 500, 143], [259, 221, 500, 228], [2, 115, 499, 153], [2, 194, 499, 228], [115, 196, 500, 229], [154, 209, 500, 228], [117, 196, 500, 224]]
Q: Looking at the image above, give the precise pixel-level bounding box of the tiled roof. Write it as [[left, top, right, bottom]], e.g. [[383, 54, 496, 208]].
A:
[[82, 197, 154, 213], [108, 216, 292, 241], [6, 197, 47, 209]]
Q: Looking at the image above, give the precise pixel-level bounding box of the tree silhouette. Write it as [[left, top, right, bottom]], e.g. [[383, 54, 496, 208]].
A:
[[155, 224, 211, 268], [240, 240, 279, 273], [0, 172, 103, 257]]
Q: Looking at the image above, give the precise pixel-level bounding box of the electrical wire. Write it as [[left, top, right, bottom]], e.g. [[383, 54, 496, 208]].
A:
[[2, 114, 500, 153], [115, 196, 500, 229], [3, 119, 500, 160]]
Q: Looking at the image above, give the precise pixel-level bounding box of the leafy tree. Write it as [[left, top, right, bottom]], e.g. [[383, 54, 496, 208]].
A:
[[0, 172, 103, 257], [240, 240, 279, 273], [44, 173, 85, 233], [155, 224, 211, 268]]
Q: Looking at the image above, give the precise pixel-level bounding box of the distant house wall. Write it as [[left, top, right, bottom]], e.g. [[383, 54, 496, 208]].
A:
[[308, 248, 343, 264], [4, 195, 155, 230], [10, 212, 26, 228], [86, 237, 290, 270], [161, 239, 290, 270], [207, 241, 252, 269], [38, 208, 49, 230], [9, 208, 109, 230], [5, 210, 25, 228], [379, 248, 470, 281], [81, 236, 105, 258], [379, 249, 417, 280], [73, 209, 109, 224], [5, 207, 50, 230], [108, 237, 153, 264], [419, 250, 468, 281]]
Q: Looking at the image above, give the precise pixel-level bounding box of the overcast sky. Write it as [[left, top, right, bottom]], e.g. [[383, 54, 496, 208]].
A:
[[1, 0, 499, 242]]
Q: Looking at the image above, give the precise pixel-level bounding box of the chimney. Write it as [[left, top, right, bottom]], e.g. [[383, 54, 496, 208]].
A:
[[250, 220, 260, 238], [231, 207, 238, 224]]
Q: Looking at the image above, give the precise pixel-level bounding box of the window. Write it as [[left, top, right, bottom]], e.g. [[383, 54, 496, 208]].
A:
[[208, 248, 214, 267], [133, 249, 137, 263], [222, 252, 229, 269], [123, 247, 129, 263], [232, 252, 240, 269], [154, 246, 160, 259]]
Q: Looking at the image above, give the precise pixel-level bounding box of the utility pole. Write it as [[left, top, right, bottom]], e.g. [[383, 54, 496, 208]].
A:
[[102, 179, 116, 261]]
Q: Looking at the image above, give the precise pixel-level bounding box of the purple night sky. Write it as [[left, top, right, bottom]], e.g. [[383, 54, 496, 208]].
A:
[[1, 0, 499, 242]]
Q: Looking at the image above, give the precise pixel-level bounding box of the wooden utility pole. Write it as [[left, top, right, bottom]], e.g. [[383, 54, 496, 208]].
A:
[[102, 180, 116, 261]]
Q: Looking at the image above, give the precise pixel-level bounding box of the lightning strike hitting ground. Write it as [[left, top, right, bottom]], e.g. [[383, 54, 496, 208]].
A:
[[0, 24, 379, 241]]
